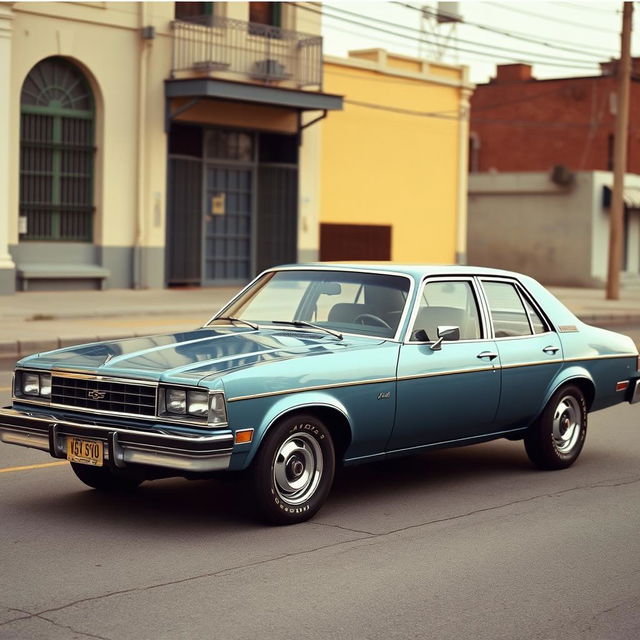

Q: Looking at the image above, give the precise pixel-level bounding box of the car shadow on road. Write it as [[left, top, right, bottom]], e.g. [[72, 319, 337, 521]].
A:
[[330, 439, 534, 502], [12, 439, 540, 531]]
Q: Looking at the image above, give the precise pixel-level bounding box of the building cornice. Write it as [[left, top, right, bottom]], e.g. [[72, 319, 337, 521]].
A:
[[0, 3, 14, 40], [324, 53, 475, 91]]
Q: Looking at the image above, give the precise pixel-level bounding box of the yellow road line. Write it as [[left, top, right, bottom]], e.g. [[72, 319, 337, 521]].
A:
[[0, 461, 68, 474], [0, 386, 11, 392]]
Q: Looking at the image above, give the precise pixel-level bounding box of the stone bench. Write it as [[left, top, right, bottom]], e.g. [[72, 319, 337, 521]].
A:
[[17, 263, 111, 291]]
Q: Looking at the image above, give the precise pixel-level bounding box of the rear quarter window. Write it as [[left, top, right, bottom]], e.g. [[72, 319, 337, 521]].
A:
[[483, 281, 532, 338]]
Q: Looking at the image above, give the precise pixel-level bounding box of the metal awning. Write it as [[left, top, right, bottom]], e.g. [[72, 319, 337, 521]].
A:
[[165, 78, 343, 112], [603, 185, 640, 209]]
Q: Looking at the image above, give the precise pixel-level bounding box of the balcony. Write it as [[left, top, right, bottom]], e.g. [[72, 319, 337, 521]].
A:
[[170, 15, 323, 90]]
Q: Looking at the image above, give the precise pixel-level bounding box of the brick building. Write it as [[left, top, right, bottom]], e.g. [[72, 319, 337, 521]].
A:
[[467, 61, 640, 289], [469, 61, 640, 174]]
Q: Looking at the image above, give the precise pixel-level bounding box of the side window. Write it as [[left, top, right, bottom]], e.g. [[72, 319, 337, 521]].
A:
[[411, 281, 481, 341], [522, 297, 548, 334], [483, 281, 533, 338]]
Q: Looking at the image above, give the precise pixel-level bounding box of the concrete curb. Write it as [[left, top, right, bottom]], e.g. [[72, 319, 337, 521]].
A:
[[2, 313, 639, 360], [575, 314, 640, 326], [0, 306, 216, 322], [1, 332, 147, 360]]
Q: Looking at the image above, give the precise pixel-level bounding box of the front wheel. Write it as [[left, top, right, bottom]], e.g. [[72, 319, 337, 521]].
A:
[[251, 414, 335, 525], [70, 462, 143, 492], [524, 385, 587, 470]]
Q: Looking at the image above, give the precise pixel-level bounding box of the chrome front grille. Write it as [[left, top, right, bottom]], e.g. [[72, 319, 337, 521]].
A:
[[51, 375, 157, 417]]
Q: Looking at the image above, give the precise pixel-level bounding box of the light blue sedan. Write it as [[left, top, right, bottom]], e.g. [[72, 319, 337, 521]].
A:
[[1, 265, 639, 524]]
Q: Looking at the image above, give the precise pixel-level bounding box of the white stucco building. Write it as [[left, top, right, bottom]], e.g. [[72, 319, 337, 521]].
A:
[[468, 171, 640, 288]]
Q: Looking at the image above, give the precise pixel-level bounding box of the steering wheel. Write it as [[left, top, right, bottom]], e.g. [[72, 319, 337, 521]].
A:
[[354, 313, 392, 330]]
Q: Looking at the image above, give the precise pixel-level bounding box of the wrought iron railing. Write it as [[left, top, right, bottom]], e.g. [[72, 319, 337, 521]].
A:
[[171, 15, 323, 89]]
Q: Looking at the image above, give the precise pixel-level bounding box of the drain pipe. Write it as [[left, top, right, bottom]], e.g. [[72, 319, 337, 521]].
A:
[[134, 3, 150, 289], [456, 80, 473, 266]]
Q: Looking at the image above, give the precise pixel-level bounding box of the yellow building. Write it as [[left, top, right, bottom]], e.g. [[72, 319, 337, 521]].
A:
[[0, 1, 341, 293], [320, 49, 473, 264]]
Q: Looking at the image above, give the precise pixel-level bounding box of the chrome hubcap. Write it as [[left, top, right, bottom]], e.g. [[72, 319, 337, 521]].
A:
[[552, 395, 582, 453], [273, 433, 323, 506]]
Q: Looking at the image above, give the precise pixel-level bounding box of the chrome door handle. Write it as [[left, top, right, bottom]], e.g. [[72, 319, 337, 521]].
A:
[[477, 351, 498, 361], [543, 345, 560, 355]]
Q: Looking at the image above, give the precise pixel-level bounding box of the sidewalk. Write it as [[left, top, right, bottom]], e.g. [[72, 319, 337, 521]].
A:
[[0, 285, 639, 358], [0, 287, 240, 357]]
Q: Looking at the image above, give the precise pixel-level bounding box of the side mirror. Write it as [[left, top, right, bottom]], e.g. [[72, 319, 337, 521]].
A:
[[430, 325, 460, 351]]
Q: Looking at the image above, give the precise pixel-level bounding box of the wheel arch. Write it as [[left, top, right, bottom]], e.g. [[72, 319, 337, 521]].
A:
[[544, 366, 596, 412], [246, 393, 354, 467]]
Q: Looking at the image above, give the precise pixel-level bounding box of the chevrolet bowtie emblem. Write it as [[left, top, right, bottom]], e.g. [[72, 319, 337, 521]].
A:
[[88, 390, 107, 400]]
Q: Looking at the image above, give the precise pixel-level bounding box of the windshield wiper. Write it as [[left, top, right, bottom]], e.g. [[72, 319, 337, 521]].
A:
[[270, 320, 343, 340], [209, 316, 259, 330]]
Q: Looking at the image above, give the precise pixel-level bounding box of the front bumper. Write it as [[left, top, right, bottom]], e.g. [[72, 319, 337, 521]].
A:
[[0, 406, 234, 473], [630, 379, 640, 405]]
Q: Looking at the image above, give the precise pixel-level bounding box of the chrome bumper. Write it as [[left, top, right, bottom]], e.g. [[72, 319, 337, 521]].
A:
[[630, 379, 640, 405], [0, 406, 234, 473]]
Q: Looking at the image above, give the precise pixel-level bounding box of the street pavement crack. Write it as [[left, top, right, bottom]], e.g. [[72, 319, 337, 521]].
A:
[[2, 607, 113, 640], [579, 595, 640, 634], [380, 474, 640, 537], [2, 475, 638, 625], [36, 613, 114, 640], [316, 475, 640, 538], [312, 521, 377, 535], [0, 533, 372, 623]]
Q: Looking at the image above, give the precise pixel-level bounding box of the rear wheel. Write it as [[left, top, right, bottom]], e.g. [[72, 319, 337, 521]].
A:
[[70, 462, 143, 492], [251, 414, 335, 525], [524, 385, 587, 470]]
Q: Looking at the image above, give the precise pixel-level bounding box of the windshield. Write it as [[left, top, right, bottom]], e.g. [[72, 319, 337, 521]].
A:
[[212, 269, 411, 339]]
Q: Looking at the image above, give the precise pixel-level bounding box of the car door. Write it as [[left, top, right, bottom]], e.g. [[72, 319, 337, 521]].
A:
[[389, 278, 501, 451], [479, 278, 564, 430]]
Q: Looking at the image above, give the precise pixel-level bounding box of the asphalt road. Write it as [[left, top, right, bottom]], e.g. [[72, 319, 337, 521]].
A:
[[0, 326, 639, 640]]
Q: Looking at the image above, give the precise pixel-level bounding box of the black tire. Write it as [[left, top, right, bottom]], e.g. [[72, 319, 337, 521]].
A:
[[524, 384, 587, 470], [70, 462, 143, 492], [251, 414, 335, 525]]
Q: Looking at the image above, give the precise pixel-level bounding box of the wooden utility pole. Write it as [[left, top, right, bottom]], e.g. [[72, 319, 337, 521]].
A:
[[606, 1, 633, 300]]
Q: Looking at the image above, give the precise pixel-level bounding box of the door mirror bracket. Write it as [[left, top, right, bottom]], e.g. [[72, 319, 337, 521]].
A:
[[430, 325, 461, 351]]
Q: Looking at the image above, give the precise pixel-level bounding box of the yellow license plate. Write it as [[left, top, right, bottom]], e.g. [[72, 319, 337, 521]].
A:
[[67, 437, 104, 467]]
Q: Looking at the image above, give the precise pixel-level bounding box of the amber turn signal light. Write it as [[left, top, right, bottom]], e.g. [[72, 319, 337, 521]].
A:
[[234, 429, 254, 444]]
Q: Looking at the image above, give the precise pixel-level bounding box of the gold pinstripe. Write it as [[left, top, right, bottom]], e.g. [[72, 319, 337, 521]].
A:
[[226, 353, 638, 402]]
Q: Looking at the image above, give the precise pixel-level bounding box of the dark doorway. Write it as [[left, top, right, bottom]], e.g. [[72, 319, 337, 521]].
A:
[[167, 124, 298, 286]]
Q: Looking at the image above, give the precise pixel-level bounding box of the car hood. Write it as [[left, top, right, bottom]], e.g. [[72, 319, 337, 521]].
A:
[[18, 327, 382, 385]]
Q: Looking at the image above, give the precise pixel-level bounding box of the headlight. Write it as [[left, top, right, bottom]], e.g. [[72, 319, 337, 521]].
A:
[[187, 390, 209, 417], [17, 371, 52, 400], [40, 374, 52, 398], [22, 373, 40, 396], [159, 387, 227, 427], [166, 388, 187, 414]]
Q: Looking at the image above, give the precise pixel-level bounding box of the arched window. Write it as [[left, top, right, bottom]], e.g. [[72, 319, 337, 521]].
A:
[[19, 57, 95, 241]]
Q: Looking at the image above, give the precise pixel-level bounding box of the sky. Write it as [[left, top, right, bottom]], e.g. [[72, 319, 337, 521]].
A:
[[318, 1, 637, 84]]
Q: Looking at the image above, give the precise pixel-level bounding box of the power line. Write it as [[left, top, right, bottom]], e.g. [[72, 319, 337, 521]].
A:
[[298, 3, 600, 70], [322, 2, 606, 65], [397, 2, 616, 58], [343, 97, 640, 131], [557, 1, 621, 15], [486, 2, 619, 34], [345, 98, 459, 119]]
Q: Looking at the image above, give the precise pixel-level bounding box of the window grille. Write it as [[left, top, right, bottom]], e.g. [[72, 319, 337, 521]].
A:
[[19, 57, 95, 242]]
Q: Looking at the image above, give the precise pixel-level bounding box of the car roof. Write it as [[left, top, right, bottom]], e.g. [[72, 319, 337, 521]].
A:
[[273, 262, 525, 281]]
